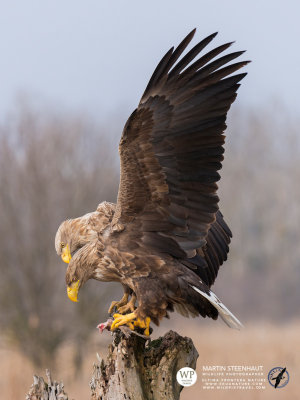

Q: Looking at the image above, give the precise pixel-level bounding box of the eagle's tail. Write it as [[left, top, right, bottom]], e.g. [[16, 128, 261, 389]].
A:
[[190, 284, 243, 330]]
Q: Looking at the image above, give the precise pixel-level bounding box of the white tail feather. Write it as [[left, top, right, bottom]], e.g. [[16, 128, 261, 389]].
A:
[[190, 285, 243, 330]]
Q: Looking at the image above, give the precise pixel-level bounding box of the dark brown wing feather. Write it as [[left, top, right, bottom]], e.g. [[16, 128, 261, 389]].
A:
[[112, 29, 248, 265], [201, 210, 232, 286], [179, 210, 232, 287]]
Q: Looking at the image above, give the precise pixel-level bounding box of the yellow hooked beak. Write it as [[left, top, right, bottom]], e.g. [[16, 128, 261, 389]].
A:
[[61, 244, 72, 264], [67, 280, 80, 302]]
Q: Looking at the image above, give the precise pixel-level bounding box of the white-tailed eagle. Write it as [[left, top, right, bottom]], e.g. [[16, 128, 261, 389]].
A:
[[55, 29, 249, 335]]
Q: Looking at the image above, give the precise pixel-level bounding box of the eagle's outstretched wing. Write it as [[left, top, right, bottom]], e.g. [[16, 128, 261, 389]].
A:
[[112, 29, 247, 281]]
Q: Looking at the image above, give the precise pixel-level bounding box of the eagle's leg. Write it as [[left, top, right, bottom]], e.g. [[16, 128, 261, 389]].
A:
[[111, 311, 137, 331], [108, 285, 132, 314], [118, 293, 137, 314], [108, 292, 129, 314]]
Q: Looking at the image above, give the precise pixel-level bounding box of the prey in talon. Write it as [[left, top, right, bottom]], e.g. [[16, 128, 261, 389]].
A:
[[55, 29, 248, 335]]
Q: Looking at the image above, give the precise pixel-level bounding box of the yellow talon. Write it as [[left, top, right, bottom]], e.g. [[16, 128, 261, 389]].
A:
[[144, 317, 151, 336], [134, 318, 145, 329], [134, 317, 151, 336], [111, 312, 151, 336], [127, 322, 135, 330], [111, 312, 137, 331]]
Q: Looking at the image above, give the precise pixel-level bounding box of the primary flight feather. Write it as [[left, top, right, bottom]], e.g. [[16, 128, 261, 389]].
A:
[[55, 29, 249, 335]]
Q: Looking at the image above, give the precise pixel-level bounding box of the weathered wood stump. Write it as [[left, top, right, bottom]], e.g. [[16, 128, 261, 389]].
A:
[[26, 330, 198, 400], [26, 369, 68, 400], [90, 330, 198, 400]]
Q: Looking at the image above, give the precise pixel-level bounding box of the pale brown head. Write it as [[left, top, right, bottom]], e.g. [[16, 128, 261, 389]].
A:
[[55, 212, 98, 263], [55, 212, 99, 301], [55, 202, 116, 263], [55, 204, 116, 302]]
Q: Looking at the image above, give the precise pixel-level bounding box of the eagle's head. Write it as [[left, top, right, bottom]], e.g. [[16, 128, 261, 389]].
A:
[[55, 202, 116, 303], [64, 241, 99, 302], [55, 212, 98, 264]]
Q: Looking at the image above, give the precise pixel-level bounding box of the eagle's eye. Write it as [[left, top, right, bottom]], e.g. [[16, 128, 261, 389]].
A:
[[61, 242, 66, 249]]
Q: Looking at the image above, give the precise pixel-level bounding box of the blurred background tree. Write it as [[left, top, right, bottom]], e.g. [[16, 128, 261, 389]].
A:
[[0, 102, 120, 368], [0, 101, 299, 370]]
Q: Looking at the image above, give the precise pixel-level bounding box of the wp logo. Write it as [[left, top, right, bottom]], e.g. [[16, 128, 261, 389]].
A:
[[176, 367, 197, 387]]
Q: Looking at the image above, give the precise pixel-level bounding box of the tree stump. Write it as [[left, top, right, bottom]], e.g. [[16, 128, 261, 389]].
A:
[[26, 330, 198, 400], [26, 369, 68, 400], [90, 330, 198, 400]]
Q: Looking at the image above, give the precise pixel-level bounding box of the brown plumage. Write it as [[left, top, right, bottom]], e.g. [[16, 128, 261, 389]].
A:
[[55, 29, 249, 332]]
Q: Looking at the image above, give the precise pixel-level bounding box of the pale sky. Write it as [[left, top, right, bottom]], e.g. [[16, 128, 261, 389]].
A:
[[0, 1, 299, 123]]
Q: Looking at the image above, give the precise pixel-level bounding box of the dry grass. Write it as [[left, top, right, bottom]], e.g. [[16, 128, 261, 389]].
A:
[[1, 319, 299, 399]]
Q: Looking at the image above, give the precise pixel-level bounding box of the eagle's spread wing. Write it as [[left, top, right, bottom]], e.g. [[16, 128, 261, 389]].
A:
[[112, 29, 247, 284]]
